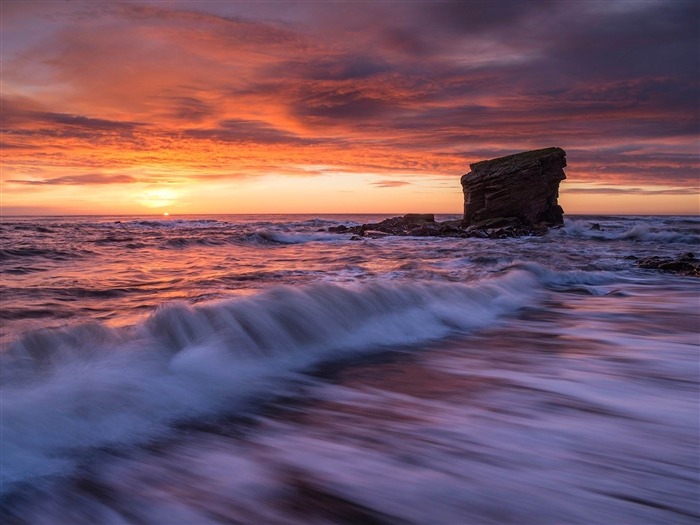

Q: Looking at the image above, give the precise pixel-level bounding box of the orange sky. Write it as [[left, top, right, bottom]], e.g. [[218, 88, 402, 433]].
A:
[[1, 1, 698, 215]]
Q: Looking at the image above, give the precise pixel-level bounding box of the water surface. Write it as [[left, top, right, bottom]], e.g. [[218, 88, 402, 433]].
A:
[[1, 214, 698, 524]]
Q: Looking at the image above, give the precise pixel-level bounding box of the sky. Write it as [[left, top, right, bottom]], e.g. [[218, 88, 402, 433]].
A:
[[1, 0, 699, 215]]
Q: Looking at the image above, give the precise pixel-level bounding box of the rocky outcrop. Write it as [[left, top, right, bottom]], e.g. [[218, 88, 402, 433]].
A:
[[328, 214, 453, 237], [326, 148, 568, 240], [461, 147, 566, 228], [327, 213, 544, 239], [634, 252, 699, 276]]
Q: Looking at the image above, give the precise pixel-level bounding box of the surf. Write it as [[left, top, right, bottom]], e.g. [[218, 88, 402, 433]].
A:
[[1, 265, 543, 491]]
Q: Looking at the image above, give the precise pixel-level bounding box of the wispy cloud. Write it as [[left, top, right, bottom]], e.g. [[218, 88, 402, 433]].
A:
[[370, 180, 412, 188], [565, 186, 699, 196], [183, 119, 313, 145], [8, 173, 142, 185]]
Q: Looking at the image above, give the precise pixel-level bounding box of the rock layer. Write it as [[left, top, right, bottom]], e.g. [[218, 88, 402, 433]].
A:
[[461, 147, 566, 227]]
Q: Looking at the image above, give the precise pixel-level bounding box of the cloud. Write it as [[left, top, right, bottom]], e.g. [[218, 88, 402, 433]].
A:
[[7, 173, 141, 185], [292, 89, 396, 121], [164, 96, 214, 122], [0, 141, 41, 150], [2, 98, 145, 130], [184, 119, 311, 145], [565, 186, 699, 196], [1, 0, 698, 212], [370, 180, 412, 188], [421, 0, 560, 33], [35, 112, 144, 130]]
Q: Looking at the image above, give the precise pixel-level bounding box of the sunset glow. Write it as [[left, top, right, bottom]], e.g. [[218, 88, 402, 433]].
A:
[[1, 0, 698, 215]]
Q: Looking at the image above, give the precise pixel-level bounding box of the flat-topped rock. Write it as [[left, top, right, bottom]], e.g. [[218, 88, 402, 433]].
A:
[[461, 147, 566, 227]]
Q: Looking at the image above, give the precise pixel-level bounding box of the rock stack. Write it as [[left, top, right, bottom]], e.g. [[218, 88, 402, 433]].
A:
[[327, 147, 568, 239], [461, 147, 566, 228]]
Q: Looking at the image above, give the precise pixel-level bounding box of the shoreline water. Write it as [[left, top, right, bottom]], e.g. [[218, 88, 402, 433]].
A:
[[1, 214, 698, 524], [3, 282, 697, 524]]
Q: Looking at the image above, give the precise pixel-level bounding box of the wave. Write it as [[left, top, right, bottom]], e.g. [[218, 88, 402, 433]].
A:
[[161, 236, 227, 249], [560, 221, 700, 244], [93, 235, 136, 245], [155, 230, 343, 249], [238, 230, 344, 245], [126, 219, 230, 229], [503, 261, 631, 296], [0, 247, 91, 262], [618, 224, 699, 244], [291, 218, 342, 227], [0, 267, 542, 491]]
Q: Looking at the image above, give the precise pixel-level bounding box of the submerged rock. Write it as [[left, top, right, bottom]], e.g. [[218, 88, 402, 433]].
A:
[[461, 147, 566, 227]]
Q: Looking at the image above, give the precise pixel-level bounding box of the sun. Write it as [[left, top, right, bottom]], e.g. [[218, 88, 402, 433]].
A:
[[163, 212, 170, 217]]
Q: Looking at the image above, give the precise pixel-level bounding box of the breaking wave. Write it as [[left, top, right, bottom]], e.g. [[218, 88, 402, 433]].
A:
[[618, 224, 700, 244], [238, 230, 343, 245], [123, 219, 230, 230], [153, 230, 344, 248], [561, 220, 700, 244], [1, 266, 544, 491]]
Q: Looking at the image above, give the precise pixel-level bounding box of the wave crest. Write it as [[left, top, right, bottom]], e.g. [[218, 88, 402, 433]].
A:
[[1, 268, 541, 490], [561, 220, 699, 244]]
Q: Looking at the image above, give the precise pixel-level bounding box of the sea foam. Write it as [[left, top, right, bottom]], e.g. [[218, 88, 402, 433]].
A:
[[1, 266, 542, 490]]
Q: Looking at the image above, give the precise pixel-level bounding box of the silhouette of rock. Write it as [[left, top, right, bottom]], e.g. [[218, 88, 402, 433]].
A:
[[461, 147, 566, 227], [327, 150, 569, 239]]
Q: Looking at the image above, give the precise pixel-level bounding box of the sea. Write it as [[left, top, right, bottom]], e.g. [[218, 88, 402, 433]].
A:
[[0, 213, 698, 525]]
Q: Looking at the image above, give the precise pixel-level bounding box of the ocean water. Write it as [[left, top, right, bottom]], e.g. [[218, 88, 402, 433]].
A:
[[0, 213, 698, 525]]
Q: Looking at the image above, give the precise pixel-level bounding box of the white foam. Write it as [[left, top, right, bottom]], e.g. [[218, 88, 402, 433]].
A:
[[241, 230, 344, 245], [0, 267, 542, 490], [561, 219, 699, 244]]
